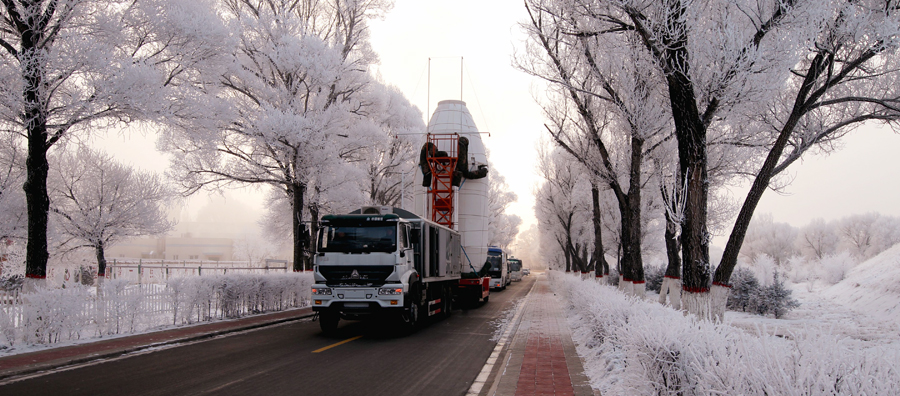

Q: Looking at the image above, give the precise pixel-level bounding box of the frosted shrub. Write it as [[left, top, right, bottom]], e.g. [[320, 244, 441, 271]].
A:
[[818, 252, 855, 285], [554, 272, 900, 395], [785, 256, 813, 284], [22, 283, 93, 344], [749, 254, 777, 286], [2, 272, 313, 349]]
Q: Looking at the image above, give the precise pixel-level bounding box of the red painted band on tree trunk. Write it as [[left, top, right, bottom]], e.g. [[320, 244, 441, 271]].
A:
[[632, 280, 646, 284], [712, 281, 732, 288], [622, 277, 632, 282], [595, 274, 603, 278], [664, 275, 681, 279], [25, 274, 46, 279], [682, 285, 710, 293]]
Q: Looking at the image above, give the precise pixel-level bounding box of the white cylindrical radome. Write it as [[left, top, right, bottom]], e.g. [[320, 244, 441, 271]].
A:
[[413, 100, 489, 271]]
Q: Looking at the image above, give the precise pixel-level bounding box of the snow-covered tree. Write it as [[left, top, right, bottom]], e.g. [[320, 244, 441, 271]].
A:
[[164, 0, 392, 271], [739, 214, 799, 266], [714, 0, 900, 320], [487, 160, 521, 250], [796, 218, 840, 261], [0, 0, 227, 285], [0, 134, 26, 243], [49, 146, 174, 281], [535, 147, 593, 272], [357, 84, 424, 208], [519, 0, 676, 296], [837, 213, 900, 260], [535, 0, 900, 319], [511, 223, 541, 270]]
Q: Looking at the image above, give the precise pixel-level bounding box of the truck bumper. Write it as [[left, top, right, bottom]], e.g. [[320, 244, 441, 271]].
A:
[[311, 286, 405, 312]]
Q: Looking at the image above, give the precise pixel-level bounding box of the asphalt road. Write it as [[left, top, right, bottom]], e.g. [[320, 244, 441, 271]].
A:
[[0, 276, 535, 396]]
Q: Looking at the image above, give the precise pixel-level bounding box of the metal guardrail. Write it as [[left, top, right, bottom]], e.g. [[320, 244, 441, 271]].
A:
[[106, 259, 291, 284]]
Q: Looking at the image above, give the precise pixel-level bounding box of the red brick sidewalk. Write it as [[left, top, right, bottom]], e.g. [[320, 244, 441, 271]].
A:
[[0, 307, 313, 381], [488, 274, 595, 396]]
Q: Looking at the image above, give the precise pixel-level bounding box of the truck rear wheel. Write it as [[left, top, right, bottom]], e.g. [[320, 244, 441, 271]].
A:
[[442, 285, 453, 318], [319, 311, 339, 333]]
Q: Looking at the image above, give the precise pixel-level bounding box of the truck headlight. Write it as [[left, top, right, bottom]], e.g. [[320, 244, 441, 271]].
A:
[[312, 287, 332, 295], [378, 287, 403, 295]]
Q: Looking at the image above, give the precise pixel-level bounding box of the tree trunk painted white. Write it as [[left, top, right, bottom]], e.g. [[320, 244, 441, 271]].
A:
[[595, 274, 604, 283], [658, 277, 682, 310], [658, 277, 670, 304], [633, 282, 646, 299], [22, 277, 44, 293], [621, 279, 634, 295], [618, 275, 625, 291], [711, 284, 730, 323], [682, 290, 712, 320]]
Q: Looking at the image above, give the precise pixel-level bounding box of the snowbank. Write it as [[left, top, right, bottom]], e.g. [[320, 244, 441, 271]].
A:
[[821, 243, 900, 326], [551, 271, 900, 395], [0, 273, 312, 353]]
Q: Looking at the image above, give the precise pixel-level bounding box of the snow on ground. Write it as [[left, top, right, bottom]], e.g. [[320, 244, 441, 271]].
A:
[[820, 243, 900, 327], [554, 246, 900, 395]]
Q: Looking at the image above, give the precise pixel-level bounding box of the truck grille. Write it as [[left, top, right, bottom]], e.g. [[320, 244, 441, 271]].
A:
[[317, 265, 395, 287]]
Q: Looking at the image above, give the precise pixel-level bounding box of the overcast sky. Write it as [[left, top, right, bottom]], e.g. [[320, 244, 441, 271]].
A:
[[98, 0, 900, 248]]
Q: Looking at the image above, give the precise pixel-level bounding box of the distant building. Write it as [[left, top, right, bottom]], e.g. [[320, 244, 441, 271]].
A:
[[108, 236, 234, 262], [107, 193, 262, 262]]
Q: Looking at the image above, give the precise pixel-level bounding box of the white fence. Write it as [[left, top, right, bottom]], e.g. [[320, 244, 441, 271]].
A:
[[0, 272, 313, 348], [106, 259, 291, 284]]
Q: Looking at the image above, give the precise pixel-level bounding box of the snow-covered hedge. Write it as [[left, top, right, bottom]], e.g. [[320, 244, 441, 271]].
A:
[[0, 273, 312, 349], [552, 271, 900, 395]]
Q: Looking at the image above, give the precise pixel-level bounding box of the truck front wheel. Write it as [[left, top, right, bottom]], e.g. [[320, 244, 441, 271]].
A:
[[403, 284, 422, 329], [319, 311, 339, 333]]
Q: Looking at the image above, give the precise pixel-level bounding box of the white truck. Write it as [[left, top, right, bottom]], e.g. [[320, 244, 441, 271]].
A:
[[311, 207, 462, 332]]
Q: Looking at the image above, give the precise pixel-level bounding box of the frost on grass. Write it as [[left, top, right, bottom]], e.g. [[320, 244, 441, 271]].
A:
[[551, 271, 900, 396], [0, 272, 313, 355]]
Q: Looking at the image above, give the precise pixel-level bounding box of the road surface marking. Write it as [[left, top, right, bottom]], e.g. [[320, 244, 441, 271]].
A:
[[312, 335, 363, 353]]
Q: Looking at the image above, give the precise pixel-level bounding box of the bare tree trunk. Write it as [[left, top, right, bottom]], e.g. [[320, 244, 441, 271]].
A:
[[660, 209, 682, 308], [591, 184, 609, 278], [95, 242, 107, 286], [656, 2, 712, 317], [291, 181, 306, 272], [307, 204, 320, 271], [22, 24, 51, 289]]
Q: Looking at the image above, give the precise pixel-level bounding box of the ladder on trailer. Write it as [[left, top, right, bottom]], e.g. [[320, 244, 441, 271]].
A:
[[425, 133, 458, 229]]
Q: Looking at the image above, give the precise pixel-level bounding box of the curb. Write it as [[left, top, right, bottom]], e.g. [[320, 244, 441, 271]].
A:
[[468, 278, 536, 395], [0, 308, 315, 383]]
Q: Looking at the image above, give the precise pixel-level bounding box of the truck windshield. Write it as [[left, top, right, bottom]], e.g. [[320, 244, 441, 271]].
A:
[[509, 259, 522, 272], [318, 224, 397, 253]]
